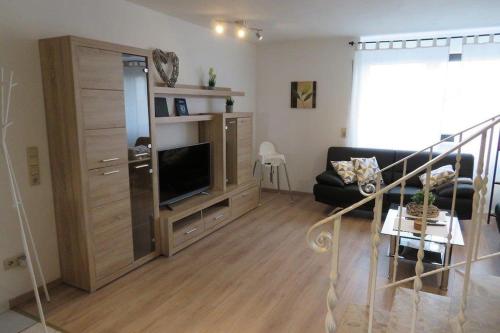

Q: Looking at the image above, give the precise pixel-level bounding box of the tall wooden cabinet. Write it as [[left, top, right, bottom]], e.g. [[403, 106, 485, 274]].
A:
[[39, 36, 159, 291]]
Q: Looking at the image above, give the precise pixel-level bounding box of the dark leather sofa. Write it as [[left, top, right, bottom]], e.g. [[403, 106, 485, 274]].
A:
[[313, 147, 475, 219]]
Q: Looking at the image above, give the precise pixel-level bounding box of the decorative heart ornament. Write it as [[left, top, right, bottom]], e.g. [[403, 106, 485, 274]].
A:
[[153, 49, 179, 88]]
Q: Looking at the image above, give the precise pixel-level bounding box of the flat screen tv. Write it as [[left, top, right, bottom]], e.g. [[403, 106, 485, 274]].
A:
[[158, 142, 211, 206]]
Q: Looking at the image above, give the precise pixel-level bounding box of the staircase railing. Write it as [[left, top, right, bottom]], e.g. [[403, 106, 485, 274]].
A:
[[307, 115, 500, 333]]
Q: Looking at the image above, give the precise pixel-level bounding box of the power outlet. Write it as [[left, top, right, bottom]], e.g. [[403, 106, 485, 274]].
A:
[[3, 254, 26, 270]]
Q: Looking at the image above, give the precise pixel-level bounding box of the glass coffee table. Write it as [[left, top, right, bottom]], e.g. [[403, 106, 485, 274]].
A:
[[381, 205, 464, 290]]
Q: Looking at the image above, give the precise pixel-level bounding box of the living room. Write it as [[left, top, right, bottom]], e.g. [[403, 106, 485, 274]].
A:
[[0, 0, 499, 332]]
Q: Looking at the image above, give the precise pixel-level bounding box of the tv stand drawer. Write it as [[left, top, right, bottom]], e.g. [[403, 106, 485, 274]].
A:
[[204, 205, 230, 230], [173, 213, 204, 247]]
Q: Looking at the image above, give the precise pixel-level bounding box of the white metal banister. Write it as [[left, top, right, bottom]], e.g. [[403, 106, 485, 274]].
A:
[[379, 114, 500, 173], [307, 115, 500, 244], [306, 114, 500, 333]]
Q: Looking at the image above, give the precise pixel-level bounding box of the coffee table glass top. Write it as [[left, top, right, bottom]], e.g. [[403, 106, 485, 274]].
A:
[[381, 207, 464, 246]]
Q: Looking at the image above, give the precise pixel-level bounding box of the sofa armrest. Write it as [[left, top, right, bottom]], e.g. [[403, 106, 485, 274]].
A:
[[316, 170, 345, 188]]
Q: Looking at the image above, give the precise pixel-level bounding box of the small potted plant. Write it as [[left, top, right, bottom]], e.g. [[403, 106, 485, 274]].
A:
[[226, 97, 234, 113], [208, 67, 216, 89], [406, 190, 440, 230]]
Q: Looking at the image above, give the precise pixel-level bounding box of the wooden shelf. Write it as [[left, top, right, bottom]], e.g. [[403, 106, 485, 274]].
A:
[[154, 115, 214, 124], [153, 85, 245, 98]]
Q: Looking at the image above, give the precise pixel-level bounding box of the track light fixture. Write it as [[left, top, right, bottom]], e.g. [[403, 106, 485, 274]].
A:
[[213, 20, 263, 41]]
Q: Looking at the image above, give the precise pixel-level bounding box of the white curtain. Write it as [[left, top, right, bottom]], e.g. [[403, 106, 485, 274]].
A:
[[348, 42, 500, 211], [348, 47, 450, 150]]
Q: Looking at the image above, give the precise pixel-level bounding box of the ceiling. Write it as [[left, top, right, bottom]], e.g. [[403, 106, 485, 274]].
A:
[[128, 0, 500, 42]]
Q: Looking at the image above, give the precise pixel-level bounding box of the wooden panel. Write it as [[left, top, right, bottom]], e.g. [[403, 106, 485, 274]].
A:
[[89, 199, 133, 280], [77, 46, 123, 90], [231, 186, 258, 218], [94, 225, 133, 280], [84, 128, 128, 170], [81, 89, 125, 129], [39, 37, 92, 290], [237, 117, 253, 184], [88, 165, 130, 208], [153, 85, 244, 98], [199, 115, 225, 191], [225, 119, 237, 185], [155, 115, 213, 124], [173, 214, 204, 247], [204, 206, 231, 230]]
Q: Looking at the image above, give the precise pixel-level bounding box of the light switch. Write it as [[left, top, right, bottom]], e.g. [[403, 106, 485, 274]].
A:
[[26, 146, 40, 186]]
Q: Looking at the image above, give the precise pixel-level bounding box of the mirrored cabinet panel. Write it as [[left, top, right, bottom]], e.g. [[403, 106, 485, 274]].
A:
[[123, 54, 155, 260]]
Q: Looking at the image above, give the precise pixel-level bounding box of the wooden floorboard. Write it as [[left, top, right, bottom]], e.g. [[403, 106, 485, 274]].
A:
[[15, 193, 499, 332]]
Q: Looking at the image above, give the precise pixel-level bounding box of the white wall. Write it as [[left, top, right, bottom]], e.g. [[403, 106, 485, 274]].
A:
[[0, 0, 256, 311], [256, 38, 354, 192]]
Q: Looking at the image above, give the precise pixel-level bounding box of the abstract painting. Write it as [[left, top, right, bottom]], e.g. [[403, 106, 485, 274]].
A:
[[291, 81, 316, 109]]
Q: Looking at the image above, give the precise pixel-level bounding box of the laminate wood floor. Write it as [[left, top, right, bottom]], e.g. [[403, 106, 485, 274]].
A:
[[15, 193, 499, 333]]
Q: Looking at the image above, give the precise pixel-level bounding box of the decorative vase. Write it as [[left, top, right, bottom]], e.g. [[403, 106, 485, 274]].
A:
[[413, 218, 423, 231], [226, 105, 233, 113], [208, 83, 215, 90]]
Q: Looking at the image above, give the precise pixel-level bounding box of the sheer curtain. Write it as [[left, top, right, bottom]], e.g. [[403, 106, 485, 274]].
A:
[[348, 47, 450, 150]]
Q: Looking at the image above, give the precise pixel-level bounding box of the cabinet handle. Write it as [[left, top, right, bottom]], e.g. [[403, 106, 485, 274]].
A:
[[185, 228, 198, 235], [134, 164, 149, 169], [214, 214, 225, 221], [101, 157, 120, 162], [102, 170, 120, 176], [134, 152, 149, 157]]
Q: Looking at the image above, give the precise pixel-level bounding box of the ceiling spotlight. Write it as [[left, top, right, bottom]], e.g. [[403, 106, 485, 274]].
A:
[[237, 27, 246, 39], [214, 23, 225, 34], [256, 31, 263, 41]]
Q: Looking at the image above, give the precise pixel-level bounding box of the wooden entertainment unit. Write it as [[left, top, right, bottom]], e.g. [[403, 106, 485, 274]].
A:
[[156, 112, 258, 256], [39, 35, 258, 291]]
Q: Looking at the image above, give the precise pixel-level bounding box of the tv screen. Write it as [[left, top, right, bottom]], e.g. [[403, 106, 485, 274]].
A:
[[158, 143, 211, 205]]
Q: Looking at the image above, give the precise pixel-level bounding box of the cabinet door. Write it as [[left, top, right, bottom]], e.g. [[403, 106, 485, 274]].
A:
[[237, 117, 253, 184], [81, 90, 125, 129], [123, 54, 156, 260], [90, 199, 133, 280], [77, 47, 123, 90]]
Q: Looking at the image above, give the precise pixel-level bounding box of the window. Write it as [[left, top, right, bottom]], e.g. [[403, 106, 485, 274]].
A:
[[348, 42, 500, 152]]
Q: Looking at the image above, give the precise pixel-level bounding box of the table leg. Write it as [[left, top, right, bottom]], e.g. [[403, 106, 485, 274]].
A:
[[388, 235, 396, 278]]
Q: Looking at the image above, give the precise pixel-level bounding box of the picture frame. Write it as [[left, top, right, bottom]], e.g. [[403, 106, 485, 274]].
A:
[[154, 97, 169, 117], [291, 81, 316, 109], [174, 98, 189, 116]]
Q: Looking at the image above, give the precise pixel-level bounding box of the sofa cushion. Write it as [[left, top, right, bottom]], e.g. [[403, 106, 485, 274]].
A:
[[435, 182, 474, 199], [419, 164, 455, 188], [313, 183, 375, 210], [331, 160, 357, 184], [326, 147, 395, 184], [386, 186, 422, 206], [351, 157, 384, 186], [316, 170, 345, 187], [392, 151, 474, 187]]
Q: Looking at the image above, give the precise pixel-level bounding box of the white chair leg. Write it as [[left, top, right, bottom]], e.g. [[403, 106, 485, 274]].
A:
[[252, 160, 258, 176], [283, 163, 294, 202], [277, 165, 281, 193], [259, 163, 264, 204]]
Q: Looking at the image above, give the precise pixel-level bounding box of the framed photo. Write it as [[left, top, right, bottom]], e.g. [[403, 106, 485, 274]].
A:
[[154, 97, 169, 117], [174, 98, 189, 116], [291, 81, 316, 109]]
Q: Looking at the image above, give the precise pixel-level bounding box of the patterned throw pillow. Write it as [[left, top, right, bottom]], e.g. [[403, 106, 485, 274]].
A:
[[331, 161, 357, 184], [351, 157, 384, 187], [419, 165, 455, 188]]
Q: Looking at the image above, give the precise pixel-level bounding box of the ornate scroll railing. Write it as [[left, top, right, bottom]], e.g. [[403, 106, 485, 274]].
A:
[[307, 115, 500, 333]]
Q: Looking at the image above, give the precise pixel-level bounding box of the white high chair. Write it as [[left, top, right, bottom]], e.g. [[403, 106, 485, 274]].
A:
[[253, 141, 293, 202]]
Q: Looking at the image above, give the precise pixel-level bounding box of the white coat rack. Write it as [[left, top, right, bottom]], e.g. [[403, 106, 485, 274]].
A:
[[1, 67, 50, 333]]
